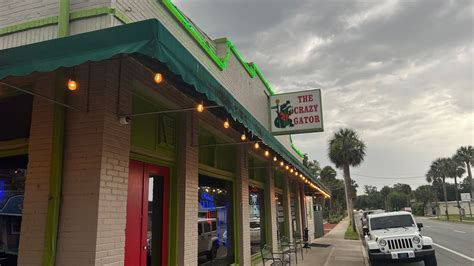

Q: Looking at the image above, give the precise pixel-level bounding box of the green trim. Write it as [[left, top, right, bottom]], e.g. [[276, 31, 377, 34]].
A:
[[0, 7, 131, 36], [70, 7, 131, 24], [168, 166, 178, 266], [0, 16, 58, 36], [251, 253, 262, 265], [248, 179, 265, 189], [42, 71, 66, 266], [162, 0, 276, 95], [0, 138, 28, 158], [199, 164, 235, 182], [289, 135, 305, 159], [58, 0, 70, 37]]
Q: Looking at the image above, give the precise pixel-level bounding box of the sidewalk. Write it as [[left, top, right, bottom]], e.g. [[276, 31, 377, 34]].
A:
[[298, 217, 367, 266]]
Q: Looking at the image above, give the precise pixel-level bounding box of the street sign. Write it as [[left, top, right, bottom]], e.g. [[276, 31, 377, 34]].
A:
[[460, 193, 471, 202], [269, 89, 323, 135]]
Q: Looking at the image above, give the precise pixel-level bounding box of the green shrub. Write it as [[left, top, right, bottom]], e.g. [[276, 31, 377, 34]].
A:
[[411, 202, 424, 216]]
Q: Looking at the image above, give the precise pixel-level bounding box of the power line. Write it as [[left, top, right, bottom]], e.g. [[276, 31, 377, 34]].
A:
[[351, 173, 425, 179]]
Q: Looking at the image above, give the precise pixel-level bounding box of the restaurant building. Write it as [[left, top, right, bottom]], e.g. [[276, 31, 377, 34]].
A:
[[0, 1, 331, 265]]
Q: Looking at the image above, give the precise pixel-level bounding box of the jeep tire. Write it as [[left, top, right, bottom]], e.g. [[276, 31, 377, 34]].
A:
[[424, 255, 437, 266], [207, 242, 218, 261]]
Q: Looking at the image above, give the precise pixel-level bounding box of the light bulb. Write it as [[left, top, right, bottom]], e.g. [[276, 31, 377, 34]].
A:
[[290, 169, 294, 173], [196, 103, 204, 113], [67, 79, 78, 91], [223, 119, 230, 129], [154, 73, 163, 83], [273, 156, 277, 162], [241, 134, 246, 141], [280, 161, 284, 167], [265, 150, 270, 157], [285, 165, 289, 170], [254, 142, 260, 149]]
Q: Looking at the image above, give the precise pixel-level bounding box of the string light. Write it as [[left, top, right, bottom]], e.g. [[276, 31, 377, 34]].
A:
[[265, 150, 270, 157], [223, 119, 230, 129], [280, 161, 284, 167], [254, 142, 260, 149], [154, 73, 163, 83], [286, 165, 289, 170], [196, 102, 204, 113], [290, 169, 294, 173], [240, 134, 246, 141], [273, 156, 277, 162], [67, 78, 78, 91]]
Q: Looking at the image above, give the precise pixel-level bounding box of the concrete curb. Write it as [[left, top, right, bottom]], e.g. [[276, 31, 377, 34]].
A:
[[353, 218, 370, 266]]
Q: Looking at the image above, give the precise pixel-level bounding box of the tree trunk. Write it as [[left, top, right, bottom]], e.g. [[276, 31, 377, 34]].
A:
[[442, 177, 449, 220], [342, 164, 355, 231], [454, 176, 462, 222], [467, 161, 473, 200]]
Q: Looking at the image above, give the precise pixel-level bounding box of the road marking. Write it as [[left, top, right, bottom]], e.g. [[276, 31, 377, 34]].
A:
[[433, 243, 474, 262], [453, 230, 466, 234]]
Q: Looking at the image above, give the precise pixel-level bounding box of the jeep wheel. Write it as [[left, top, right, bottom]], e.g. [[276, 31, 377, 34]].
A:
[[207, 242, 218, 261], [424, 255, 437, 266]]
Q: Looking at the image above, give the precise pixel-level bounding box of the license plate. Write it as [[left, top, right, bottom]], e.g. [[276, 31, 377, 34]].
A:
[[398, 253, 409, 259], [391, 251, 415, 259]]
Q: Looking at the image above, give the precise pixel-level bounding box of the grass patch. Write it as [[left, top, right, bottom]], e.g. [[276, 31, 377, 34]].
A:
[[431, 215, 474, 224], [344, 223, 359, 240]]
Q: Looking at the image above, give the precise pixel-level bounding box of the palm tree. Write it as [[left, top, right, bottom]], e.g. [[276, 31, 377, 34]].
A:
[[426, 158, 449, 219], [455, 146, 473, 199], [328, 128, 366, 230], [449, 156, 466, 221]]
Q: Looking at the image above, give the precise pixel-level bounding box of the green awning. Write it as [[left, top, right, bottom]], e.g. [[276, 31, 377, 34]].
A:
[[0, 19, 330, 195]]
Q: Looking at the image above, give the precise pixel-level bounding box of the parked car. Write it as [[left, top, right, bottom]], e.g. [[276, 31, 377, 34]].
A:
[[250, 217, 261, 244], [363, 211, 436, 266], [198, 218, 220, 261]]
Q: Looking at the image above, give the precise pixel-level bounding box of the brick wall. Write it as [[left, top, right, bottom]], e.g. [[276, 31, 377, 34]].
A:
[[176, 112, 199, 266], [236, 145, 250, 265], [265, 162, 278, 252], [17, 72, 56, 265]]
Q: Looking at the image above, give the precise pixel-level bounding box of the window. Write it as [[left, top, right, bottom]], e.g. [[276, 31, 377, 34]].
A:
[[249, 186, 266, 255], [198, 175, 234, 264], [275, 193, 285, 242], [370, 215, 415, 230]]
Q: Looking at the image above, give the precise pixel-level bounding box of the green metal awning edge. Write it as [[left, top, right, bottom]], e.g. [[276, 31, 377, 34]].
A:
[[0, 19, 330, 196]]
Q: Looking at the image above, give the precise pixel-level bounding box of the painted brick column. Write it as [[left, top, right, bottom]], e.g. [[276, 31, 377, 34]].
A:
[[18, 73, 56, 265], [265, 163, 278, 251], [176, 112, 199, 266], [236, 145, 250, 265], [299, 183, 306, 234], [294, 182, 303, 238], [282, 176, 292, 242], [53, 60, 131, 265]]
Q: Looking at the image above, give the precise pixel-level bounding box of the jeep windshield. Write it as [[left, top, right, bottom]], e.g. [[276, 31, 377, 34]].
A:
[[370, 214, 416, 230]]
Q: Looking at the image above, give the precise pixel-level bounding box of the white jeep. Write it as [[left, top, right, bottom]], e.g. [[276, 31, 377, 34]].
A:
[[363, 211, 437, 266], [198, 218, 220, 261]]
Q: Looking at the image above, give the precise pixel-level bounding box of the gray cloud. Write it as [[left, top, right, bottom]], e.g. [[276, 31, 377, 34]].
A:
[[175, 0, 473, 192]]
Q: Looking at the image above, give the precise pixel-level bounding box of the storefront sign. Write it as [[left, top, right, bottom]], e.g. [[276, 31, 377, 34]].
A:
[[269, 89, 323, 135]]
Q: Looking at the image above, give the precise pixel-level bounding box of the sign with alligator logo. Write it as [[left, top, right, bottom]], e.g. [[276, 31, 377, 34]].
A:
[[269, 89, 323, 135]]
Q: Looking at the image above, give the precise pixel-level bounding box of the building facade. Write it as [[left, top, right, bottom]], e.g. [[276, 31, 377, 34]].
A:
[[0, 1, 330, 265]]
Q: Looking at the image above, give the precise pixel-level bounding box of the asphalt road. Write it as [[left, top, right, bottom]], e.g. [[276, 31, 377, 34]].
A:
[[355, 213, 474, 266], [415, 216, 474, 266]]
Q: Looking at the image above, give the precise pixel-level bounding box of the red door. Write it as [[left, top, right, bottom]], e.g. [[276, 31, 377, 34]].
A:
[[125, 160, 169, 266]]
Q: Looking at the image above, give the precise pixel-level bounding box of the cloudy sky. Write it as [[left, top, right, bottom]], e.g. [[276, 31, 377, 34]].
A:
[[174, 0, 473, 193]]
